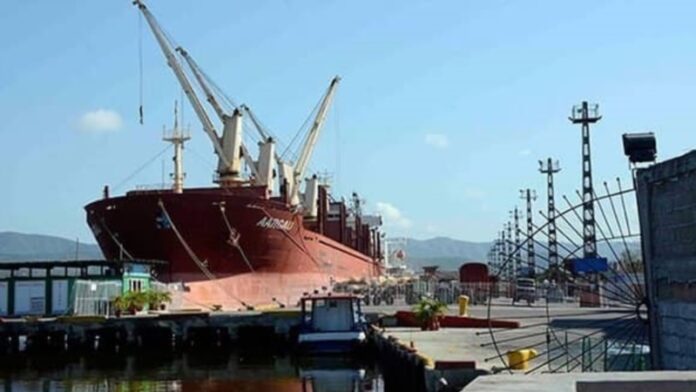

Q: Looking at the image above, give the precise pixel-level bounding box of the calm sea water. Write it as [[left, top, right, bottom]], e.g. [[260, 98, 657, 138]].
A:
[[0, 350, 385, 392]]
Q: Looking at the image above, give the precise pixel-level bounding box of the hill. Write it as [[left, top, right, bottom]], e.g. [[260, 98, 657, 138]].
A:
[[402, 237, 491, 270], [0, 232, 103, 261], [400, 236, 641, 272]]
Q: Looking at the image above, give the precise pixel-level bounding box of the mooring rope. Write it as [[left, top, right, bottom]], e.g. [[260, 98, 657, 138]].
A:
[[99, 218, 134, 261], [157, 199, 247, 308], [217, 203, 255, 273]]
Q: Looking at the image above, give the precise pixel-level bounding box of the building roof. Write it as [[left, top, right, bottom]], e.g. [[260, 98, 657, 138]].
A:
[[0, 259, 168, 270]]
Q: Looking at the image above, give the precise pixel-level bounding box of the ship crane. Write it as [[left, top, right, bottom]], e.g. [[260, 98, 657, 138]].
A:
[[289, 76, 341, 212], [134, 0, 263, 187], [133, 1, 230, 172], [134, 0, 337, 202], [176, 47, 260, 183]]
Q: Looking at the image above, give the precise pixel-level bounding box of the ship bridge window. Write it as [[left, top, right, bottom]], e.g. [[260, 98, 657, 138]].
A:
[[0, 270, 10, 279], [31, 268, 47, 278]]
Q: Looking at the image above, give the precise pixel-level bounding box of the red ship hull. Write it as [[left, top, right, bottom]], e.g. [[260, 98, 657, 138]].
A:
[[85, 187, 382, 309]]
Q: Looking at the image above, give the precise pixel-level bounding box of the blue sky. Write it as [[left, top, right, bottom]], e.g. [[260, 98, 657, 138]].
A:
[[1, 1, 696, 243]]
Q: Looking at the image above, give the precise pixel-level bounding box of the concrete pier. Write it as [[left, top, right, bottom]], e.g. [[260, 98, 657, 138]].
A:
[[0, 310, 303, 353]]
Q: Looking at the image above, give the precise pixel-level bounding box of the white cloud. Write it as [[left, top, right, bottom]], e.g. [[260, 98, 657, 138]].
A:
[[375, 202, 412, 229], [424, 133, 449, 149], [519, 149, 532, 156], [78, 109, 123, 132]]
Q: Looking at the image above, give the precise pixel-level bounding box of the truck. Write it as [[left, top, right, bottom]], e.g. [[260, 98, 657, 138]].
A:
[[512, 277, 536, 306]]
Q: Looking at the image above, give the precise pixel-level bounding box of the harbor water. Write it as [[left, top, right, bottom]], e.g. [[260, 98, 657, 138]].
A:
[[0, 349, 386, 392]]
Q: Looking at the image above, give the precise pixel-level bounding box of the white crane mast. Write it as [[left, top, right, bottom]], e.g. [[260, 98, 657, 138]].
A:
[[290, 76, 341, 201], [133, 0, 231, 170]]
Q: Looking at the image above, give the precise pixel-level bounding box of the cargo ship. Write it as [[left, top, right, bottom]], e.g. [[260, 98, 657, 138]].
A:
[[85, 1, 384, 310]]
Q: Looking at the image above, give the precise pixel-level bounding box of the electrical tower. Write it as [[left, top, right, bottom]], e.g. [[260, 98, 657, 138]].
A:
[[569, 102, 601, 259], [539, 158, 561, 273], [520, 189, 537, 277]]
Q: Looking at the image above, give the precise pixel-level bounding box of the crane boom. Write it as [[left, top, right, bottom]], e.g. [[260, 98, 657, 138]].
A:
[[291, 76, 340, 198], [177, 47, 227, 122], [240, 104, 270, 141], [133, 0, 230, 169]]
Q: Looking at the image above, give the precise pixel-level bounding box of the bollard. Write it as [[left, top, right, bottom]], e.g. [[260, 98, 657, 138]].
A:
[[458, 295, 470, 316], [506, 349, 538, 370]]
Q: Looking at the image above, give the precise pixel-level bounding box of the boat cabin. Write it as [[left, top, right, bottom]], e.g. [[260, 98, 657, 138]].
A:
[[297, 294, 367, 353]]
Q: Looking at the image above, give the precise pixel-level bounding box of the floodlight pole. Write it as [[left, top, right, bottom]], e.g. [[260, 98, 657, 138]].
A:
[[506, 221, 514, 280], [570, 101, 601, 259], [540, 158, 561, 273], [513, 208, 522, 277], [520, 189, 537, 277]]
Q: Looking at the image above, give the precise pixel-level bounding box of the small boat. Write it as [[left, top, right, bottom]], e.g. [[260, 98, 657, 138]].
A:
[[297, 294, 368, 354]]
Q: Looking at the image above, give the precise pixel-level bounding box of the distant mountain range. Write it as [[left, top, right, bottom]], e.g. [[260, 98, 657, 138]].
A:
[[400, 237, 641, 272], [0, 232, 103, 261], [0, 232, 639, 273], [401, 237, 491, 271], [0, 231, 486, 267]]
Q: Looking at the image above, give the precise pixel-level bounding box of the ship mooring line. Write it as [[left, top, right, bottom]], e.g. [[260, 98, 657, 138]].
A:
[[217, 203, 255, 273], [98, 218, 134, 261], [158, 199, 248, 309]]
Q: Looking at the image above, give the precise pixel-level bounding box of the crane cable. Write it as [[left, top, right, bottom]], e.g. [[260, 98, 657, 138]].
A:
[[138, 11, 144, 125]]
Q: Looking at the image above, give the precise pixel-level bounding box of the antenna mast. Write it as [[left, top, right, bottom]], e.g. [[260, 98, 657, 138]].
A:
[[163, 101, 191, 193]]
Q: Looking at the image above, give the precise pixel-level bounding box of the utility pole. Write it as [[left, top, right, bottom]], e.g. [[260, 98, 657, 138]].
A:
[[520, 189, 537, 277], [569, 102, 601, 259], [539, 158, 561, 277]]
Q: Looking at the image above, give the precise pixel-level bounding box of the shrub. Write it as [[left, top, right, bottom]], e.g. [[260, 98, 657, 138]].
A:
[[413, 297, 448, 331]]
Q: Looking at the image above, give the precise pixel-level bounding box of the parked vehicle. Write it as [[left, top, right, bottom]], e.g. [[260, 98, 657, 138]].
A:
[[513, 278, 536, 306]]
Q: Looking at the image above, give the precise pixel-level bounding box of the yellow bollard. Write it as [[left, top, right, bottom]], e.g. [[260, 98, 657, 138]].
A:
[[506, 349, 538, 370], [458, 295, 470, 316]]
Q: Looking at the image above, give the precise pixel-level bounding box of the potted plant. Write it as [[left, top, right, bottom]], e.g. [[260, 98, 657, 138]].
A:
[[112, 290, 148, 316], [112, 295, 128, 317], [146, 290, 172, 311], [413, 297, 448, 331]]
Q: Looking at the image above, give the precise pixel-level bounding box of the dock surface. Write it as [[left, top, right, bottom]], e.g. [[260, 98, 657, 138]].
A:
[[462, 371, 696, 392]]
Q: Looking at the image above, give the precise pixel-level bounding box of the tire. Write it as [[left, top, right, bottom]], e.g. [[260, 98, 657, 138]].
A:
[[373, 295, 381, 306]]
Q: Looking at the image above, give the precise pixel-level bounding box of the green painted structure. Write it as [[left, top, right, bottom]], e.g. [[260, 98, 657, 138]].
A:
[[0, 260, 166, 317]]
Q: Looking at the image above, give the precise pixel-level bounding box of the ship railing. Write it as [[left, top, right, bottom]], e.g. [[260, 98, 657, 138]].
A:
[[134, 183, 172, 191]]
